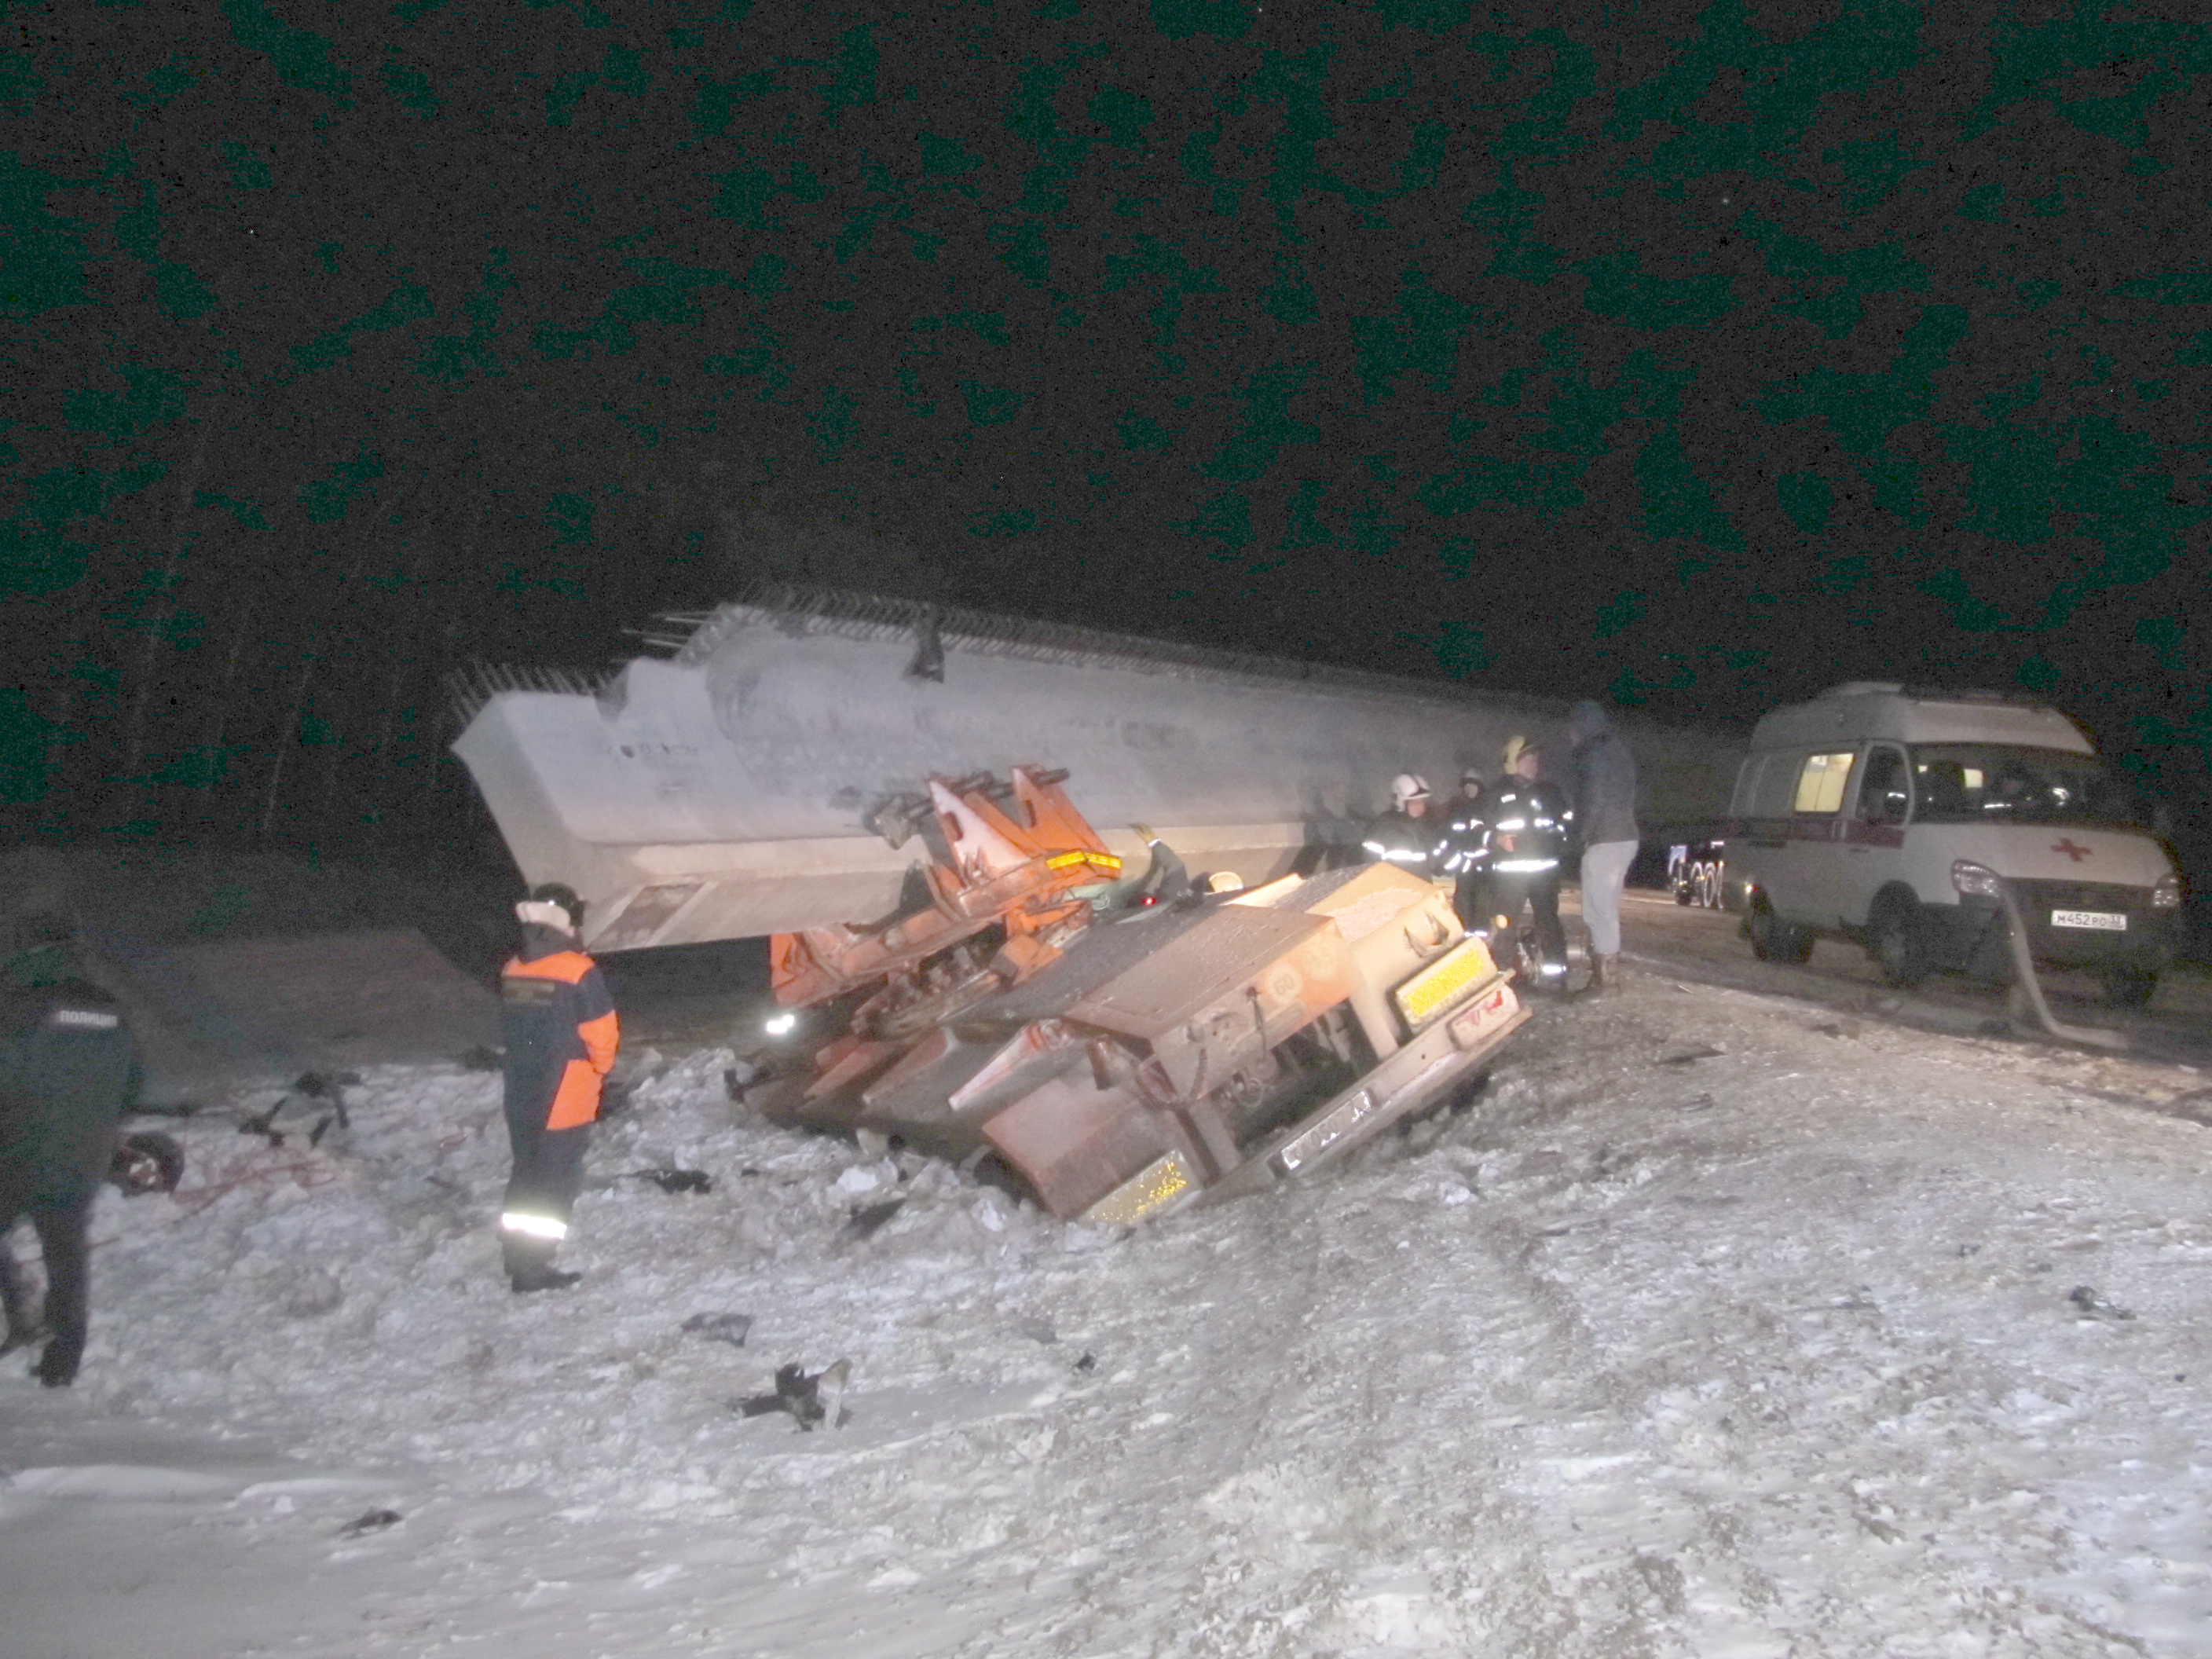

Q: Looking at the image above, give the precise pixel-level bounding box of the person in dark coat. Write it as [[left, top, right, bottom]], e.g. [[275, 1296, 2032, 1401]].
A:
[[0, 914, 141, 1386], [1485, 737, 1574, 990], [497, 884, 619, 1293], [1564, 699, 1641, 992], [1437, 769, 1493, 932]]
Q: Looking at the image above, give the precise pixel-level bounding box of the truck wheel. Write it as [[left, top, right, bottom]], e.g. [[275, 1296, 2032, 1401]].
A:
[[1868, 896, 1933, 988], [1747, 894, 1813, 965], [2104, 966, 2159, 1010]]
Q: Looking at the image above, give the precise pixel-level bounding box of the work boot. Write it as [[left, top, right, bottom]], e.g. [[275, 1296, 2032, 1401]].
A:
[[1591, 954, 1622, 994], [502, 1233, 579, 1294]]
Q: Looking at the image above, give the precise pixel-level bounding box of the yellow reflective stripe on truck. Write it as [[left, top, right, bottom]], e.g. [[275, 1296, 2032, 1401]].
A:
[[1392, 936, 1499, 1029], [1047, 849, 1122, 873]]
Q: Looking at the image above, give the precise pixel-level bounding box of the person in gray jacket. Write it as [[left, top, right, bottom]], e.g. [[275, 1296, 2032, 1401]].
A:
[[1565, 700, 1640, 993]]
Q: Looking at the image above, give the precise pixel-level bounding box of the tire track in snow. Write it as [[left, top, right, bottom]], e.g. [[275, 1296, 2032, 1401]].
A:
[[1438, 992, 2208, 1657]]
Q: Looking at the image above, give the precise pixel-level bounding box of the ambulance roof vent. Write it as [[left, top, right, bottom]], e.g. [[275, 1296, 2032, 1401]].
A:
[[1899, 685, 2049, 709], [1817, 682, 1903, 698]]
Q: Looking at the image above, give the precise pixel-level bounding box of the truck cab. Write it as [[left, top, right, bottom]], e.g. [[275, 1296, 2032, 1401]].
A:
[[1726, 684, 2182, 1006]]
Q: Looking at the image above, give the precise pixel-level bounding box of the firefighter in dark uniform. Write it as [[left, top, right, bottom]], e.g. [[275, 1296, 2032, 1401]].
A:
[[1363, 774, 1443, 873], [1438, 769, 1493, 933], [1486, 737, 1575, 991], [497, 884, 619, 1293], [0, 913, 141, 1386]]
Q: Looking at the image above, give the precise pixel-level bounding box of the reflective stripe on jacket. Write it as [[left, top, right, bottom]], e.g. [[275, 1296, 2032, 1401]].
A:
[[1484, 778, 1573, 874], [1437, 798, 1491, 874], [500, 949, 619, 1131], [1362, 808, 1443, 873]]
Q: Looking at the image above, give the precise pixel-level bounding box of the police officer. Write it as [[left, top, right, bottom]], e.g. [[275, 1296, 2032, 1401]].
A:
[[1437, 769, 1493, 932], [497, 884, 619, 1293], [0, 912, 141, 1386], [1486, 738, 1574, 990], [1363, 774, 1443, 873]]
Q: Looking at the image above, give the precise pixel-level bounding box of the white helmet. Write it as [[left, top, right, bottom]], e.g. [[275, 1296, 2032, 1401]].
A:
[[1390, 772, 1432, 809]]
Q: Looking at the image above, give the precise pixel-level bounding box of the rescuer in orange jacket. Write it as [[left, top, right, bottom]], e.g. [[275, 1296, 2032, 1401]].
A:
[[497, 884, 619, 1293]]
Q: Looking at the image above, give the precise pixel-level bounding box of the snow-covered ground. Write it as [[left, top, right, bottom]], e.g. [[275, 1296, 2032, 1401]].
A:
[[8, 974, 2212, 1657]]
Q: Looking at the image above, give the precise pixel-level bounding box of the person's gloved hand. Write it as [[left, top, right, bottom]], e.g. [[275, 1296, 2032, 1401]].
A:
[[1130, 822, 1156, 844]]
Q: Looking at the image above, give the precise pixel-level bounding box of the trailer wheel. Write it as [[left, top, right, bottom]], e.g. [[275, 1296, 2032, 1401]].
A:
[[1868, 894, 1934, 988], [1746, 893, 1813, 965], [2104, 966, 2159, 1010]]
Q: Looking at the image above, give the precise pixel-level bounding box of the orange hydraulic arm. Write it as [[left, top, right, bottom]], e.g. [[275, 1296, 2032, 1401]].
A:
[[771, 766, 1122, 1009]]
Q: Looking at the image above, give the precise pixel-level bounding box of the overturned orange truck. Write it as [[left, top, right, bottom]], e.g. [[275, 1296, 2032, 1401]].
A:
[[758, 765, 1523, 1224], [452, 588, 1727, 1221]]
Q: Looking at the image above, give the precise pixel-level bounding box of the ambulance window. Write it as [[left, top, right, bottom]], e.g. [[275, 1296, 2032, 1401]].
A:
[[1729, 754, 1764, 815], [1908, 744, 2142, 828], [1793, 751, 1856, 815], [1747, 755, 1800, 819]]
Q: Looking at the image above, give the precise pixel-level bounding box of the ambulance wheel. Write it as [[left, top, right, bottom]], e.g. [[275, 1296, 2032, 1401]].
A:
[[1747, 893, 1813, 965], [2104, 966, 2159, 1010], [1868, 895, 1934, 989]]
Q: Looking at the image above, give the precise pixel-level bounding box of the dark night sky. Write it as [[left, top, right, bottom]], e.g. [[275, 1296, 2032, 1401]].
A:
[[3, 0, 2208, 851]]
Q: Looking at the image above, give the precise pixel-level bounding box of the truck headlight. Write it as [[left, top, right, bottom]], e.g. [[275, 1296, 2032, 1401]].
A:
[[1951, 860, 2003, 899], [2152, 873, 2183, 910]]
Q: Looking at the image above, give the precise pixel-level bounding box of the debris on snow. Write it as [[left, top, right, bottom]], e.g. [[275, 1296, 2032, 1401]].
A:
[[628, 1166, 714, 1195], [2067, 1284, 2137, 1321], [108, 1130, 185, 1195], [679, 1312, 753, 1348], [738, 1359, 851, 1430], [838, 1197, 906, 1242]]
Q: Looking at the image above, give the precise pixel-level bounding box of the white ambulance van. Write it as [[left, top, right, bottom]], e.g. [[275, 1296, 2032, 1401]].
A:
[[1725, 684, 2182, 1006]]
